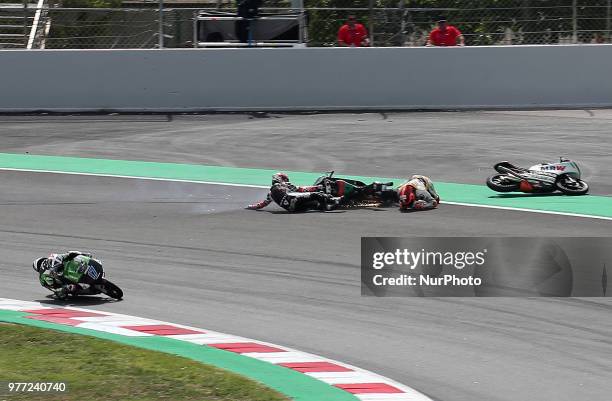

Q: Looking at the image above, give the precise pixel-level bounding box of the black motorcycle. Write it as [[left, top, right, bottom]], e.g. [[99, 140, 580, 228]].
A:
[[313, 171, 398, 206]]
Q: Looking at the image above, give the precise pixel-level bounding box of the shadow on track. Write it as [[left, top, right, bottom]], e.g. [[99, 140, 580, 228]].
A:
[[253, 209, 349, 214], [36, 295, 122, 307]]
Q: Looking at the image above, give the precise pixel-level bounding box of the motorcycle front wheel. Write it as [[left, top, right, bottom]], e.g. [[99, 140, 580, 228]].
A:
[[100, 279, 123, 300], [486, 174, 520, 192], [556, 176, 589, 195]]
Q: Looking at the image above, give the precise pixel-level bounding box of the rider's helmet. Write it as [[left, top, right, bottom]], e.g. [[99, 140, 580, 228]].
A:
[[32, 257, 48, 273], [398, 185, 416, 210], [272, 172, 289, 185], [48, 254, 63, 270]]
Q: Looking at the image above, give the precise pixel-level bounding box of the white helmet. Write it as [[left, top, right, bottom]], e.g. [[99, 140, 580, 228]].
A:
[[48, 254, 64, 269], [32, 257, 48, 273]]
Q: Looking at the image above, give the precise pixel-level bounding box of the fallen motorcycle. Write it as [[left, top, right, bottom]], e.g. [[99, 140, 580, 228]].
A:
[[313, 171, 398, 207], [36, 255, 123, 300], [486, 158, 588, 195]]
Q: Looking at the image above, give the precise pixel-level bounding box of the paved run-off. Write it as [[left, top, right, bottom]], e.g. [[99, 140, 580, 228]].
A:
[[1, 152, 611, 218]]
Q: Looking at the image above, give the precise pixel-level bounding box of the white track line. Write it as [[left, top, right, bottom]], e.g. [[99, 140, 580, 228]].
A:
[[0, 168, 269, 189], [442, 201, 612, 221], [1, 167, 610, 221]]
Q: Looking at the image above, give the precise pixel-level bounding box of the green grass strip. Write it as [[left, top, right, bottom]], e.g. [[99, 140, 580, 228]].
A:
[[0, 322, 288, 401], [1, 152, 610, 218], [0, 310, 359, 401]]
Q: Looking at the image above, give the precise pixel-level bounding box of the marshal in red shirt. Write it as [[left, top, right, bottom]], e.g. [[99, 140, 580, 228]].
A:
[[428, 25, 463, 46], [337, 23, 369, 47]]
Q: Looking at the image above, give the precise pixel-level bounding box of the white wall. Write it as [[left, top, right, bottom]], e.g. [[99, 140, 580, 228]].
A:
[[1, 45, 611, 112]]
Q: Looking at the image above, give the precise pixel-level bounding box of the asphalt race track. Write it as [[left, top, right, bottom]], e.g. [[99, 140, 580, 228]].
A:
[[1, 111, 611, 401]]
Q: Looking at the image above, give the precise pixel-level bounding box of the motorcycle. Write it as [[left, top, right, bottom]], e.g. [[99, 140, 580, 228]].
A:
[[38, 255, 123, 300], [486, 158, 589, 195], [313, 171, 398, 207]]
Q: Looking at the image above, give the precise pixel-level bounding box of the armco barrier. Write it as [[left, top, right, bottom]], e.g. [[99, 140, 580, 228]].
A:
[[1, 45, 611, 112]]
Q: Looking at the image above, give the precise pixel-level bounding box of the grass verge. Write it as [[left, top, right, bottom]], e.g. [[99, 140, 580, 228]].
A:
[[0, 323, 289, 401]]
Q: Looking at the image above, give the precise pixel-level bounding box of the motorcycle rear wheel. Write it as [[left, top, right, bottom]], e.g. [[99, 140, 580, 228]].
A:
[[486, 174, 520, 192], [556, 176, 589, 195]]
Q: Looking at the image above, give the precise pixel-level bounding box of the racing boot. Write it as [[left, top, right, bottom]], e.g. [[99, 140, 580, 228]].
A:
[[67, 283, 83, 295], [56, 284, 81, 299], [321, 194, 342, 211], [325, 197, 342, 211], [54, 286, 69, 300], [371, 182, 394, 192]]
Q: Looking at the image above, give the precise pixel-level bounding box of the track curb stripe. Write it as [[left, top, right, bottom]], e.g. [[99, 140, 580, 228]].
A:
[[0, 299, 433, 401]]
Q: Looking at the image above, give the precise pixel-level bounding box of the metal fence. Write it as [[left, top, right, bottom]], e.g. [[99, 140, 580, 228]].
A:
[[302, 0, 612, 46], [1, 0, 610, 49]]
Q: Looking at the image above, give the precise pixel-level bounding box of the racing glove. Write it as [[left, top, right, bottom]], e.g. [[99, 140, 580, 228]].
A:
[[247, 193, 272, 210], [413, 200, 427, 210], [413, 199, 438, 210], [40, 272, 55, 287], [247, 199, 271, 210]]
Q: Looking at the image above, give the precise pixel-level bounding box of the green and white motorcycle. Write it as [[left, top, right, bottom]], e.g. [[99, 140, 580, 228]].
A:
[[35, 254, 123, 300]]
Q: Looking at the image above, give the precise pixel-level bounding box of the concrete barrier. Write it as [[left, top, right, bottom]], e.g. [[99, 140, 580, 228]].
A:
[[1, 45, 611, 112]]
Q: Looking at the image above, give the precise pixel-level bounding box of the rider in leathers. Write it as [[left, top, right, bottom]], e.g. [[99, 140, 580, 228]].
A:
[[397, 175, 440, 211], [247, 172, 342, 212], [32, 251, 93, 299]]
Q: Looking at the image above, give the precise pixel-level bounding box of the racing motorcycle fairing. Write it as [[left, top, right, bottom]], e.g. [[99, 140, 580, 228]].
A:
[[487, 157, 588, 195]]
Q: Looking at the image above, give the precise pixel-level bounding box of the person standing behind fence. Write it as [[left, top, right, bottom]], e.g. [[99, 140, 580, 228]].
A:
[[337, 16, 370, 47], [426, 18, 465, 47]]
